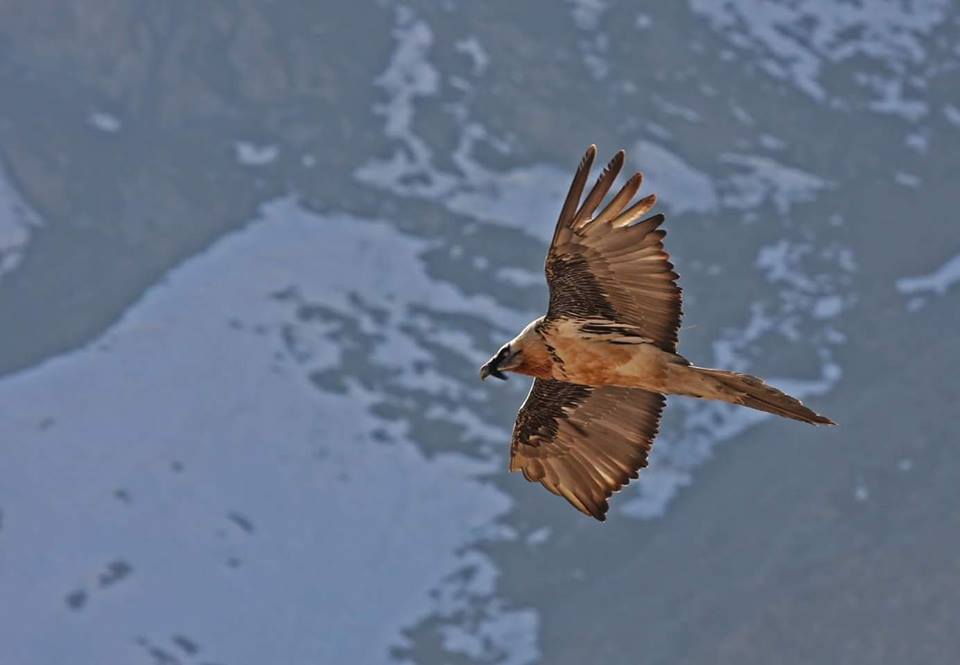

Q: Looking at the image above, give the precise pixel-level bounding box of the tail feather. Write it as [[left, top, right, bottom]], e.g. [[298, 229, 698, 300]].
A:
[[680, 366, 835, 426]]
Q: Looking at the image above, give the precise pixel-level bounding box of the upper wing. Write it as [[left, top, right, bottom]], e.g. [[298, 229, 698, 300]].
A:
[[510, 378, 665, 521], [546, 145, 682, 352]]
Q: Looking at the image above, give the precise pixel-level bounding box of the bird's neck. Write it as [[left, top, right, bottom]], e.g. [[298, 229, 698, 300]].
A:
[[511, 321, 556, 379]]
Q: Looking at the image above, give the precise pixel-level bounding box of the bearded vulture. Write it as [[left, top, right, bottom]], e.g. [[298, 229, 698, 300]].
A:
[[480, 145, 834, 521]]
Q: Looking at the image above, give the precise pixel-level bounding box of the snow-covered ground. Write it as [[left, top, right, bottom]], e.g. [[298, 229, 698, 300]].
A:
[[0, 199, 537, 664]]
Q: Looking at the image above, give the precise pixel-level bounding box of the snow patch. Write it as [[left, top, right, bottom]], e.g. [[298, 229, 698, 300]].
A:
[[633, 140, 718, 214], [944, 105, 960, 127], [455, 36, 490, 75], [568, 0, 606, 30], [0, 161, 42, 279], [720, 154, 830, 214], [896, 253, 960, 298], [354, 8, 456, 198], [234, 141, 279, 166], [88, 111, 121, 132], [895, 172, 921, 188]]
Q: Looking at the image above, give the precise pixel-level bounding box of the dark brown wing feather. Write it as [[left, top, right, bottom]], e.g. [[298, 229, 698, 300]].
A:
[[510, 378, 665, 521], [550, 144, 596, 250], [545, 147, 682, 352]]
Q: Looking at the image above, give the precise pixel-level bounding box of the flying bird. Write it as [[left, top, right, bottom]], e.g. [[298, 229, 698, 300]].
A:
[[480, 145, 834, 521]]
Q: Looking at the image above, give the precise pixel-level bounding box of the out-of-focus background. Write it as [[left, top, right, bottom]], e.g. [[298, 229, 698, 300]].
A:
[[0, 2, 958, 663]]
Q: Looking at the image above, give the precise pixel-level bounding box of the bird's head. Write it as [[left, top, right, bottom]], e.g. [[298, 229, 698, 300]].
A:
[[479, 343, 522, 381]]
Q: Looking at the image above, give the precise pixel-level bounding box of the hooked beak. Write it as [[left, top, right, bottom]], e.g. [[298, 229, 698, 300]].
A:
[[479, 359, 508, 381]]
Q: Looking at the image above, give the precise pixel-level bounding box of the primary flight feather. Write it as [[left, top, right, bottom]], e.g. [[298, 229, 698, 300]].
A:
[[480, 145, 834, 521]]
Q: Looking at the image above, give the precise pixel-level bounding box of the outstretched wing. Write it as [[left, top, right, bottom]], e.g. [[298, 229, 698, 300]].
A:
[[510, 378, 665, 521], [546, 145, 682, 352]]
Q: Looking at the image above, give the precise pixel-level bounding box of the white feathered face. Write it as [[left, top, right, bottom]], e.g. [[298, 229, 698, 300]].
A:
[[479, 343, 521, 381]]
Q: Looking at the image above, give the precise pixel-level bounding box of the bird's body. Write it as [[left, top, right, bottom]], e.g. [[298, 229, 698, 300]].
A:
[[481, 145, 834, 521], [510, 316, 676, 389]]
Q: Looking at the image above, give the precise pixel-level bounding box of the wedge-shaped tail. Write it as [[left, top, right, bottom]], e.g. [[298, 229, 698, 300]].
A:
[[678, 366, 835, 425]]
